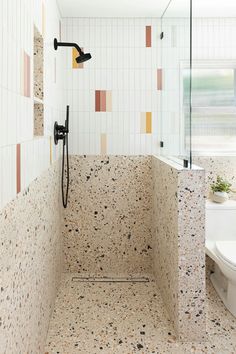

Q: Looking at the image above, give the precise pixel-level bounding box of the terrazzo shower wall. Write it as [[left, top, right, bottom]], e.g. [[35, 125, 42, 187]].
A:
[[152, 156, 206, 341], [0, 0, 64, 352], [61, 18, 161, 155], [63, 155, 153, 277], [0, 163, 62, 354]]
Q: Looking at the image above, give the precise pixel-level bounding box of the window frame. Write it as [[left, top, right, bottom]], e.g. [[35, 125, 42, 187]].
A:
[[180, 60, 236, 156]]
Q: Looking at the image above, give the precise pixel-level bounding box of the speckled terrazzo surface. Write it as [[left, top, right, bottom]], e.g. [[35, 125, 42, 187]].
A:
[[63, 155, 153, 277], [45, 273, 236, 354], [152, 156, 206, 341], [0, 163, 62, 354]]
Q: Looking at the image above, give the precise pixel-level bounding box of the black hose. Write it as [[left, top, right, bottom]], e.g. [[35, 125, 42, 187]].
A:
[[61, 133, 69, 208]]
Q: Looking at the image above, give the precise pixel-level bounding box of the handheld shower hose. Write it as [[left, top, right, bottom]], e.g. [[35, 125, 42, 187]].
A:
[[54, 105, 70, 208]]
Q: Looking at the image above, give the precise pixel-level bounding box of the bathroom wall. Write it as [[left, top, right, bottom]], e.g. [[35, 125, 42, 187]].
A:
[[0, 164, 62, 353], [193, 156, 236, 199], [152, 156, 206, 341], [0, 0, 65, 210], [64, 155, 153, 277], [61, 18, 161, 155], [0, 0, 64, 352]]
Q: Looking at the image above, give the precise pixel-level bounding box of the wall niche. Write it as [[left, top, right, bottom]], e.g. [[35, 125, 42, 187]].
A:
[[33, 25, 44, 136]]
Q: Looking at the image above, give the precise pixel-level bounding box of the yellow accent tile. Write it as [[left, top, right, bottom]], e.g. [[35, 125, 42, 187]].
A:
[[146, 112, 152, 134]]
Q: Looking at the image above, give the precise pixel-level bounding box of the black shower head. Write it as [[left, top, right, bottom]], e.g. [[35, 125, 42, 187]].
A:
[[76, 52, 92, 64], [54, 38, 92, 63]]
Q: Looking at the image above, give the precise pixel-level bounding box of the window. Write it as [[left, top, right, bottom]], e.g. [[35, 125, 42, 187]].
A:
[[183, 64, 236, 154]]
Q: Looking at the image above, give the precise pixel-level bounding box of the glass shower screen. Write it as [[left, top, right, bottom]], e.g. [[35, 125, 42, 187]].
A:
[[160, 0, 192, 168]]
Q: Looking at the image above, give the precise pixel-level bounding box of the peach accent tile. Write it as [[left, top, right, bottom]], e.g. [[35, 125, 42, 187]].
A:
[[95, 90, 101, 111], [157, 69, 163, 91], [16, 144, 21, 194], [100, 91, 106, 112], [100, 133, 107, 154], [146, 26, 152, 47], [106, 91, 112, 112], [140, 113, 146, 133], [146, 112, 152, 134]]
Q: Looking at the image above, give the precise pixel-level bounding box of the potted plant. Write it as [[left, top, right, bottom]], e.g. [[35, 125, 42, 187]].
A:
[[210, 176, 232, 203]]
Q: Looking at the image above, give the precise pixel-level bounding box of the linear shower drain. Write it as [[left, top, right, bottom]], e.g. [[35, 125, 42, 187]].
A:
[[72, 276, 150, 283]]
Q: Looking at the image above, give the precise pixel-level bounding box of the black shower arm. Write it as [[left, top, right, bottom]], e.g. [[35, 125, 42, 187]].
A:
[[54, 38, 83, 55]]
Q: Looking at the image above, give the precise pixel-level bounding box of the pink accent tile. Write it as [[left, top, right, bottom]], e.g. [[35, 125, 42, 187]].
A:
[[16, 144, 21, 194], [23, 51, 31, 97], [100, 91, 106, 112], [95, 90, 101, 111], [146, 26, 152, 47], [157, 69, 163, 90]]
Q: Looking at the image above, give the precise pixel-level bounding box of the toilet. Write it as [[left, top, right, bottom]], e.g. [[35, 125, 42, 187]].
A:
[[206, 199, 236, 317]]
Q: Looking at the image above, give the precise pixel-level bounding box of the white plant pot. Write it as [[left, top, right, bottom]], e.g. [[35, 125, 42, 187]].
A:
[[211, 191, 229, 203]]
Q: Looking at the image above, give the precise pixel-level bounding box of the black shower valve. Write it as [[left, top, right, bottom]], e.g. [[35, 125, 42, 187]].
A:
[[54, 121, 68, 145]]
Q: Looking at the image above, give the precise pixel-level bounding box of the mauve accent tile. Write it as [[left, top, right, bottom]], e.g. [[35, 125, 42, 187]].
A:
[[157, 69, 162, 90], [146, 26, 152, 47], [95, 90, 101, 112]]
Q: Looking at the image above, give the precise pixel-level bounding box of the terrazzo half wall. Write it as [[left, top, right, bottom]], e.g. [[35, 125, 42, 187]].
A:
[[63, 155, 153, 277], [0, 163, 62, 354], [152, 156, 206, 341]]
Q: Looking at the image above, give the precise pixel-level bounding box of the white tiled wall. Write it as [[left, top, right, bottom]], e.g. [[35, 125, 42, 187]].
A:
[[0, 0, 65, 210], [61, 18, 162, 155]]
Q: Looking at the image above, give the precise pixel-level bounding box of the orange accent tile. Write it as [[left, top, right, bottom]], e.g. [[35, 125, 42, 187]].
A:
[[146, 112, 152, 134], [72, 47, 84, 69], [146, 26, 152, 47]]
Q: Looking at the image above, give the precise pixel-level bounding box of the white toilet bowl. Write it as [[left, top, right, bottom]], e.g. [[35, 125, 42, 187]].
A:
[[206, 200, 236, 317]]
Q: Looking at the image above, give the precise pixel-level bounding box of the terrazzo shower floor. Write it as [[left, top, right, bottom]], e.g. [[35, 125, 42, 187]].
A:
[[45, 274, 236, 354]]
